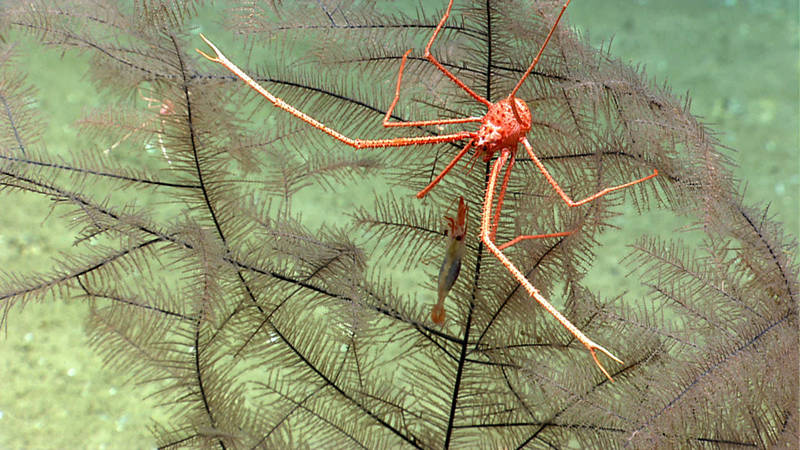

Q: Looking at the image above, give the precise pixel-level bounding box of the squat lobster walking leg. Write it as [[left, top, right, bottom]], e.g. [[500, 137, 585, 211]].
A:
[[482, 150, 623, 381], [197, 35, 473, 150]]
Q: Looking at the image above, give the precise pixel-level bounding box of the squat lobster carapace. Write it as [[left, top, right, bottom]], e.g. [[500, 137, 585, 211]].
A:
[[197, 0, 658, 381]]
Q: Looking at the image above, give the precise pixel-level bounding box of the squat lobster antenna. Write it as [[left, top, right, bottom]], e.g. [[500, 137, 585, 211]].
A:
[[509, 0, 572, 99]]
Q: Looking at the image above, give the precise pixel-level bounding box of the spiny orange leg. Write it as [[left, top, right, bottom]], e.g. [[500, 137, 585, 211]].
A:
[[482, 149, 622, 381], [501, 2, 653, 204], [507, 0, 573, 121], [197, 35, 472, 150], [383, 49, 483, 128], [521, 137, 658, 207], [489, 147, 576, 250], [497, 230, 574, 251], [509, 0, 573, 99], [416, 139, 475, 199], [488, 156, 577, 251], [423, 0, 492, 107], [490, 150, 516, 241]]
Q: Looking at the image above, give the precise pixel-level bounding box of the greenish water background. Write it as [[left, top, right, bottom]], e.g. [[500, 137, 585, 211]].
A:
[[0, 0, 796, 447]]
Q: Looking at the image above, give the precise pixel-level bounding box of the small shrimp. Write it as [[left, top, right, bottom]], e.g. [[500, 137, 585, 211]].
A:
[[431, 196, 468, 325], [104, 88, 174, 165]]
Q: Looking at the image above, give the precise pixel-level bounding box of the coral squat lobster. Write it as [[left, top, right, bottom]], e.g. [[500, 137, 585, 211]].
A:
[[197, 0, 658, 381]]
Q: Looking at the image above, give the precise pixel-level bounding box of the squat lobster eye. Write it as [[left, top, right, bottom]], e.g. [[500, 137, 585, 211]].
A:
[[197, 0, 658, 381]]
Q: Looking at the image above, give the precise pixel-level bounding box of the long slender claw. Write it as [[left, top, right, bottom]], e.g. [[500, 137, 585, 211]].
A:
[[586, 340, 623, 382], [594, 343, 624, 365], [196, 34, 222, 62]]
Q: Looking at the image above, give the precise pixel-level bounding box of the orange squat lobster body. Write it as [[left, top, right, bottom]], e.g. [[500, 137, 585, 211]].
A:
[[474, 98, 532, 158], [197, 0, 659, 381]]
